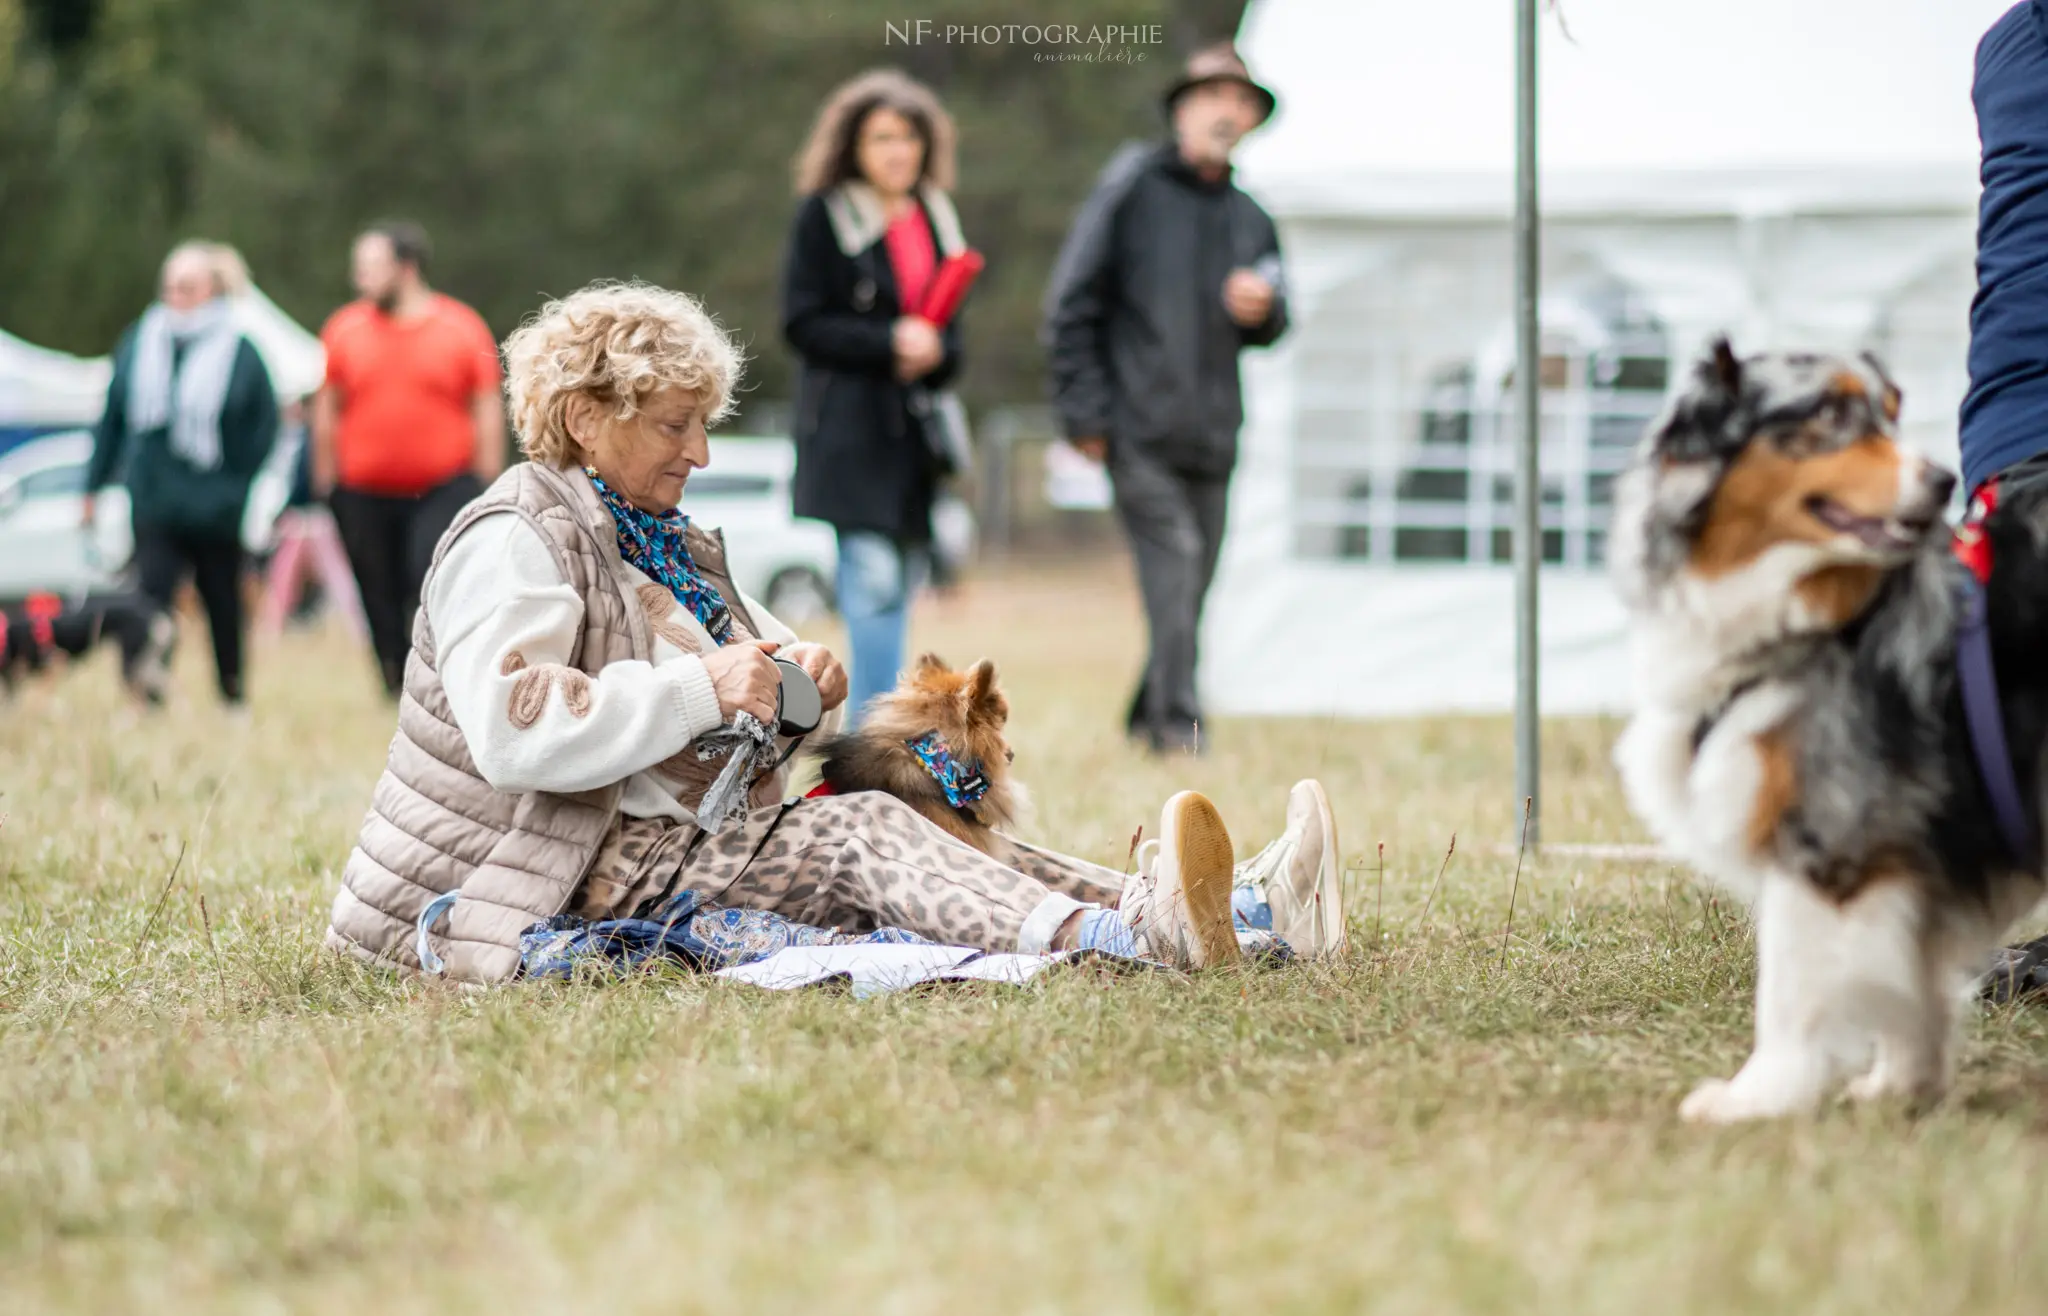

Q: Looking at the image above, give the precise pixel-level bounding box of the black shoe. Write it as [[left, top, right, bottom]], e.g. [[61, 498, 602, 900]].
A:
[[1982, 935, 2048, 1005], [1150, 722, 1208, 758]]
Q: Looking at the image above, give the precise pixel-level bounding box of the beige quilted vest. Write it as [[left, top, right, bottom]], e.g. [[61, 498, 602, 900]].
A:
[[324, 460, 780, 983]]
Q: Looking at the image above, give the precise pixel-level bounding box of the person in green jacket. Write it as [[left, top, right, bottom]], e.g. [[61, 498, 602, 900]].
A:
[[84, 242, 278, 707]]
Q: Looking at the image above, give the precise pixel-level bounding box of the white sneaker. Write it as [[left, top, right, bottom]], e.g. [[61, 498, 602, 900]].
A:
[[1233, 779, 1347, 958], [1119, 791, 1241, 970], [124, 610, 177, 707]]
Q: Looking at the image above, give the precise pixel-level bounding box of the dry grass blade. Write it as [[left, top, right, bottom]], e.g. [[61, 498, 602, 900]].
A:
[[1374, 840, 1386, 951], [199, 893, 228, 1013], [1414, 833, 1457, 933], [131, 840, 187, 961], [1501, 796, 1532, 970]]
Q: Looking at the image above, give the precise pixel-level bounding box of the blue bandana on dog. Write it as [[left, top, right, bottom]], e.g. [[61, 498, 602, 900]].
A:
[[906, 731, 990, 811], [585, 466, 734, 645]]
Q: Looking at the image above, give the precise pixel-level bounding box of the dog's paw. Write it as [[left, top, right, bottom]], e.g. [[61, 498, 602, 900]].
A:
[[1679, 1078, 1741, 1124], [1681, 1071, 1827, 1124], [1679, 1076, 1804, 1124]]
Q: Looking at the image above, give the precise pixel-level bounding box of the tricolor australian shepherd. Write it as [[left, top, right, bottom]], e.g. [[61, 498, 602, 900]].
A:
[[1611, 339, 2048, 1123]]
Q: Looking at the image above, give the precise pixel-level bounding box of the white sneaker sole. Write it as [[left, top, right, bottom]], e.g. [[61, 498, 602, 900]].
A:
[[1158, 791, 1241, 969], [1294, 779, 1348, 958]]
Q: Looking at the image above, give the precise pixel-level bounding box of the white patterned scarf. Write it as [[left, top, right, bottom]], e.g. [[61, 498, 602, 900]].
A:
[[127, 298, 240, 471]]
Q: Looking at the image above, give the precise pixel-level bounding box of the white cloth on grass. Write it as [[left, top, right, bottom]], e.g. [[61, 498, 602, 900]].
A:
[[715, 944, 1149, 998]]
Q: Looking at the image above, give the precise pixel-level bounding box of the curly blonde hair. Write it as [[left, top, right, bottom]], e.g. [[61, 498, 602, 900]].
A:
[[793, 68, 956, 196], [502, 281, 745, 466]]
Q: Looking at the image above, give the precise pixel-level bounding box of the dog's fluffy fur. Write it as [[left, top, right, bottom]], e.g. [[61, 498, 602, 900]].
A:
[[812, 653, 1024, 855], [1611, 339, 2048, 1123]]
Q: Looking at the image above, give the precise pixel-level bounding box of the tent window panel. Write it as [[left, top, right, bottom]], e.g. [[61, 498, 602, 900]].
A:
[[1287, 261, 1667, 568], [1606, 356, 1669, 393], [1396, 527, 1469, 561], [1488, 474, 1565, 507], [1396, 469, 1469, 502], [1489, 528, 1566, 565]]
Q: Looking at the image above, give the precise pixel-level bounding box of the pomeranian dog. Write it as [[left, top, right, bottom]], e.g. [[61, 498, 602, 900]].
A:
[[811, 653, 1023, 855]]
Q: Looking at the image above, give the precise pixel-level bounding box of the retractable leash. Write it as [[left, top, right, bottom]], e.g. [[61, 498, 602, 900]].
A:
[[1953, 477, 2038, 865], [415, 889, 459, 975], [414, 659, 831, 975]]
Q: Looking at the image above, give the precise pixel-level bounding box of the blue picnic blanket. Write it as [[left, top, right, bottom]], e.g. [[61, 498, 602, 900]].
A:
[[518, 889, 931, 980]]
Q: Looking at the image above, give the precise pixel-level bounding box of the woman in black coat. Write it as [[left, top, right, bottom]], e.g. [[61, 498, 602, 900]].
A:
[[782, 68, 968, 724]]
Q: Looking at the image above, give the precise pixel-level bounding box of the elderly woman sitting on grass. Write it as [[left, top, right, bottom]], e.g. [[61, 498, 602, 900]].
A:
[[325, 280, 1345, 983]]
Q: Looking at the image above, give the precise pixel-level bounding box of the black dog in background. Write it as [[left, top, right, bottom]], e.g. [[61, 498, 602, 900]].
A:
[[0, 593, 175, 703]]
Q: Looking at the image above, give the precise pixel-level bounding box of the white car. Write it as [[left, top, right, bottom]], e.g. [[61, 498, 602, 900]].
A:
[[694, 436, 838, 623], [0, 430, 131, 606], [0, 431, 841, 622]]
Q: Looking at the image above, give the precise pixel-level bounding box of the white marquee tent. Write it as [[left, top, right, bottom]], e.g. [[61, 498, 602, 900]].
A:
[[0, 331, 112, 432], [0, 285, 325, 435], [1203, 0, 2015, 719]]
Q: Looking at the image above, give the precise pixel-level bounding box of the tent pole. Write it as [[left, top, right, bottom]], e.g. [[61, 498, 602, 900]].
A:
[[1513, 0, 1542, 843]]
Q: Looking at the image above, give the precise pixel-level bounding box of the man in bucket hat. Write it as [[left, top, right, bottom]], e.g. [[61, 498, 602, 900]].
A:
[[1041, 42, 1288, 756]]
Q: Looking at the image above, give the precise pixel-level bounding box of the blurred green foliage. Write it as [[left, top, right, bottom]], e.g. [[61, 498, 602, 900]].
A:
[[0, 0, 1250, 414]]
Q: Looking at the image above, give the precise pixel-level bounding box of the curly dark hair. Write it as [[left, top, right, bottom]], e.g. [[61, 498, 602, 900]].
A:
[[792, 68, 957, 196]]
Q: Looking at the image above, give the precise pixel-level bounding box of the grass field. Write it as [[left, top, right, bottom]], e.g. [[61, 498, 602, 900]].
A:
[[4, 561, 2047, 1314]]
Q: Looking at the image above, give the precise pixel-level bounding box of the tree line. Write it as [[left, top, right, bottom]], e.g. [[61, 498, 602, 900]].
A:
[[0, 0, 1250, 419]]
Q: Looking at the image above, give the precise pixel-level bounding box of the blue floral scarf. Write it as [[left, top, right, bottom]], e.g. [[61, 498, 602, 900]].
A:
[[585, 466, 734, 645]]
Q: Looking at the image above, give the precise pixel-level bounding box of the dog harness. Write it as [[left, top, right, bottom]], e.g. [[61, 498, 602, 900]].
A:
[[1953, 476, 2037, 864]]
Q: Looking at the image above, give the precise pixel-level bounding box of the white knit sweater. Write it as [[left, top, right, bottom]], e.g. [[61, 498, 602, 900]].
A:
[[427, 510, 814, 823]]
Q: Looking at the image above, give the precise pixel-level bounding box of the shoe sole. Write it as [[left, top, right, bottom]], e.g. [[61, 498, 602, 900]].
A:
[[1160, 791, 1241, 968], [125, 615, 177, 705], [1295, 778, 1348, 958]]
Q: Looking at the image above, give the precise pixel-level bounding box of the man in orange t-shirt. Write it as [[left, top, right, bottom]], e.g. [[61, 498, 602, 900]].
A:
[[313, 220, 506, 697]]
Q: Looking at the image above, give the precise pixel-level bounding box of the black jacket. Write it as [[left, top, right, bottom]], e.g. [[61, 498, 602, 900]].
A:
[[87, 321, 279, 541], [782, 184, 966, 544], [1041, 141, 1288, 476]]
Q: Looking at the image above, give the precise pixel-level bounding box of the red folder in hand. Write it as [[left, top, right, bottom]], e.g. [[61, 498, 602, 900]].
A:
[[919, 251, 984, 328]]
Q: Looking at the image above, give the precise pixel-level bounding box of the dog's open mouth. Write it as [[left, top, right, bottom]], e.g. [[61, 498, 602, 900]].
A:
[[1805, 495, 1933, 552]]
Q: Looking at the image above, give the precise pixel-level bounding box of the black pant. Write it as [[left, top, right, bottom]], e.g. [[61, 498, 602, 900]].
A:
[[134, 525, 245, 703], [330, 474, 484, 696], [1108, 444, 1232, 740]]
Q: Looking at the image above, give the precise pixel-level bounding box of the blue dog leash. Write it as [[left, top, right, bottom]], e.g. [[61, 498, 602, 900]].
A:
[[1954, 570, 2036, 866]]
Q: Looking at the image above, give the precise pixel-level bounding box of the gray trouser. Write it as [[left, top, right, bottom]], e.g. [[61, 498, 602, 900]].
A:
[[1109, 444, 1232, 734]]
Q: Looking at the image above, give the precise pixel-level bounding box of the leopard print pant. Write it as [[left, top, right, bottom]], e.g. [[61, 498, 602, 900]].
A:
[[576, 792, 1128, 950]]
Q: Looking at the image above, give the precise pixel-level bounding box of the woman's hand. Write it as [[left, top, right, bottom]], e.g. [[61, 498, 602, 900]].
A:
[[701, 640, 782, 725], [779, 641, 849, 712], [892, 316, 944, 382]]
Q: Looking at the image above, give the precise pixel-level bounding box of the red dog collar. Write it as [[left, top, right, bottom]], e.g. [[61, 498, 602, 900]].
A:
[[1954, 477, 1999, 584]]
